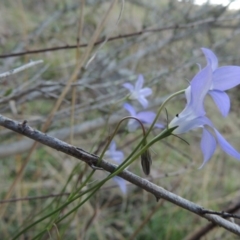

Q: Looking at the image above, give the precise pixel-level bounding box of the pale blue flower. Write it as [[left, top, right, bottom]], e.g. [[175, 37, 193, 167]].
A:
[[169, 62, 240, 168], [183, 48, 240, 117], [123, 103, 164, 132], [200, 48, 240, 117], [123, 75, 152, 108], [104, 141, 127, 194], [111, 176, 127, 194], [104, 140, 124, 164]]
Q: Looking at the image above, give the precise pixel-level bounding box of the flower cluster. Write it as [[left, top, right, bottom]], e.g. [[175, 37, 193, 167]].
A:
[[105, 48, 240, 193], [123, 74, 152, 108], [169, 48, 240, 168], [123, 75, 163, 131], [105, 75, 158, 193]]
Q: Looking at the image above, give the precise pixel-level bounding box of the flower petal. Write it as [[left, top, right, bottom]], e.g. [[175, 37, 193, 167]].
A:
[[201, 48, 218, 71], [137, 111, 164, 128], [208, 90, 230, 117], [137, 111, 156, 124], [135, 74, 144, 90], [109, 140, 116, 151], [127, 119, 139, 132], [138, 97, 148, 108], [122, 83, 134, 91], [170, 115, 213, 134], [171, 117, 201, 134], [199, 128, 216, 169], [104, 141, 124, 163], [212, 66, 240, 91], [113, 176, 127, 194], [190, 63, 212, 116], [123, 103, 136, 116], [139, 88, 152, 97], [111, 151, 124, 163], [214, 128, 240, 160]]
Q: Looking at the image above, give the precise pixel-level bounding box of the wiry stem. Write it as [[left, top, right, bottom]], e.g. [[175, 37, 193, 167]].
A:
[[1, 114, 240, 237]]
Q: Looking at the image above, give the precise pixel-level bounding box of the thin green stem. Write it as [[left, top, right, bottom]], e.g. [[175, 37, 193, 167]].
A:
[[105, 89, 185, 178], [147, 89, 185, 137], [98, 116, 147, 163], [14, 89, 185, 239]]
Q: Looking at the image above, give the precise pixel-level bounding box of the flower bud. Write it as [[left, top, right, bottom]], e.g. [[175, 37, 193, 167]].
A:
[[141, 149, 152, 175]]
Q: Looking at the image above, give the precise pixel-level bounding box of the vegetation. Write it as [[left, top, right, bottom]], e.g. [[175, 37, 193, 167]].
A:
[[0, 0, 240, 239]]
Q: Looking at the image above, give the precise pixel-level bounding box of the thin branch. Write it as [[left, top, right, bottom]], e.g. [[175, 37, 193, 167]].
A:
[[0, 60, 43, 78], [0, 114, 240, 236], [201, 209, 240, 220], [0, 114, 122, 158], [185, 199, 240, 240], [0, 17, 233, 59]]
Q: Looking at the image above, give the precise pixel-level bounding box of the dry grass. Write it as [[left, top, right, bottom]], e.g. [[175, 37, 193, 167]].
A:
[[0, 0, 240, 239]]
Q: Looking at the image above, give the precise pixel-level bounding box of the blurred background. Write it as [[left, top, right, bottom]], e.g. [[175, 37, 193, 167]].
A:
[[0, 0, 240, 239]]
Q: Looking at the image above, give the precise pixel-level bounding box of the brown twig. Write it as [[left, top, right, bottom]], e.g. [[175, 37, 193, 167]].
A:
[[0, 17, 224, 59]]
